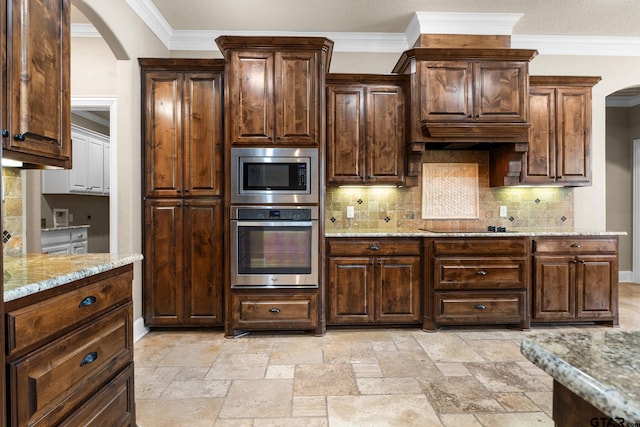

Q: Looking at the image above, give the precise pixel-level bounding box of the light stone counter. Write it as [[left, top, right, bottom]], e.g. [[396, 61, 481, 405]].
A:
[[521, 331, 640, 423], [3, 253, 143, 302], [325, 228, 627, 237]]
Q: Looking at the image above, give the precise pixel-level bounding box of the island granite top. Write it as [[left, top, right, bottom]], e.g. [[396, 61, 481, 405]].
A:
[[3, 253, 143, 302], [325, 228, 627, 237], [521, 331, 640, 423]]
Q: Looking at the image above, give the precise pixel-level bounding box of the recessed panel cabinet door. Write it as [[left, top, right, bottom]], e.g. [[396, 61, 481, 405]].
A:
[[523, 87, 556, 183], [144, 199, 184, 324], [375, 256, 421, 323], [556, 87, 591, 184], [575, 255, 617, 319], [328, 257, 374, 324], [3, 0, 71, 167], [419, 61, 472, 122], [473, 61, 527, 122], [533, 255, 575, 320], [183, 199, 223, 324]]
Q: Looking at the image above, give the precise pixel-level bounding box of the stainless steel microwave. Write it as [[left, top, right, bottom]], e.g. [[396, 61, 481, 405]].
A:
[[230, 147, 318, 204]]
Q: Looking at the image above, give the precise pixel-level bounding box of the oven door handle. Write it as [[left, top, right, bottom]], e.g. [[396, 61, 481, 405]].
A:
[[233, 221, 314, 227]]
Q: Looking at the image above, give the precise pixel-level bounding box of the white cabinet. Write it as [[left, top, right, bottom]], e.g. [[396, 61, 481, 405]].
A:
[[41, 227, 89, 254], [42, 126, 110, 195]]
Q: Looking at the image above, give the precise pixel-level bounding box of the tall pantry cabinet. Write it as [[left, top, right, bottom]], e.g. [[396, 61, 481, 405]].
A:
[[140, 59, 224, 327]]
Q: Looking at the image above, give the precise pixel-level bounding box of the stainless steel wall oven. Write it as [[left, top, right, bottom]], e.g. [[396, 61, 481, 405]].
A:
[[230, 206, 319, 288]]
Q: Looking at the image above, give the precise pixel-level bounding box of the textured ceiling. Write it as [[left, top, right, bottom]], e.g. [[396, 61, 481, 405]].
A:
[[149, 0, 640, 36]]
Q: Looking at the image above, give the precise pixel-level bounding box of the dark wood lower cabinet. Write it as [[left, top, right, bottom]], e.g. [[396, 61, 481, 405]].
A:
[[532, 237, 618, 326], [327, 239, 422, 325], [144, 198, 223, 327]]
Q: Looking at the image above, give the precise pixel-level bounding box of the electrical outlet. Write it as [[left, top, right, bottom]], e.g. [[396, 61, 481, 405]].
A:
[[499, 206, 507, 218], [346, 206, 355, 219]]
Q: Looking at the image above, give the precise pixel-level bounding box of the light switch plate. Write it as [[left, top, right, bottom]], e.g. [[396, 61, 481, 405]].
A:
[[499, 205, 507, 218], [346, 206, 355, 219]]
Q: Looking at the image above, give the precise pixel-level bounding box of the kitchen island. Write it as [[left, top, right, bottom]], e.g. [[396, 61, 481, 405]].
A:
[[3, 253, 142, 426], [521, 331, 640, 426]]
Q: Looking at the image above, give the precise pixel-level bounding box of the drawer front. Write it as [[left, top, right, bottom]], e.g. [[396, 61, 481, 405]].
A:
[[433, 238, 528, 256], [7, 269, 133, 355], [70, 227, 88, 242], [60, 364, 135, 427], [233, 294, 317, 330], [328, 239, 420, 257], [434, 258, 526, 290], [434, 291, 525, 325], [41, 229, 71, 246], [9, 306, 133, 427], [533, 238, 617, 254]]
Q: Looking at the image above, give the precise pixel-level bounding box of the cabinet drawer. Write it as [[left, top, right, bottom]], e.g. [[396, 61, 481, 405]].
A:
[[9, 306, 133, 426], [433, 238, 528, 256], [434, 258, 526, 290], [60, 364, 135, 427], [533, 238, 617, 254], [434, 291, 525, 325], [7, 269, 133, 355], [233, 294, 317, 330], [41, 229, 71, 246], [328, 239, 420, 256], [70, 227, 88, 242]]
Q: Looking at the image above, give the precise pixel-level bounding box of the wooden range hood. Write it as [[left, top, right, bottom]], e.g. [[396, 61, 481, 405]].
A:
[[394, 34, 538, 186]]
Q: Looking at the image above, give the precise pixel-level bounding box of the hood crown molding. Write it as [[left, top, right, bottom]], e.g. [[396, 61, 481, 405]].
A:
[[77, 2, 640, 57]]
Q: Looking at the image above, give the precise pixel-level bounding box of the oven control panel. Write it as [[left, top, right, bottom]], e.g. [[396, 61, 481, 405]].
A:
[[233, 207, 316, 221]]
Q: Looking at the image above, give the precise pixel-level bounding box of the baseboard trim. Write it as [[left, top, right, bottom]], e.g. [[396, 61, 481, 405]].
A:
[[134, 317, 150, 343], [620, 270, 634, 284]]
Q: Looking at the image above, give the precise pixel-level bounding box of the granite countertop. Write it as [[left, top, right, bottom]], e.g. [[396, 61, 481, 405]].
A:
[[521, 331, 640, 423], [326, 228, 627, 237], [41, 224, 91, 232], [3, 253, 143, 302]]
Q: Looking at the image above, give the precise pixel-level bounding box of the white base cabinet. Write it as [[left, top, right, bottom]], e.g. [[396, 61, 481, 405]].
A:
[[41, 227, 89, 255]]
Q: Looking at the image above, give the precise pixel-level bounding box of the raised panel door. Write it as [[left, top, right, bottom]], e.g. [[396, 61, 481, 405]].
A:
[[3, 0, 71, 167], [183, 199, 223, 325], [419, 61, 472, 122], [522, 86, 556, 184], [375, 256, 421, 323], [533, 255, 575, 320], [228, 51, 274, 145], [366, 85, 405, 185], [328, 257, 374, 324], [326, 84, 365, 184], [69, 131, 89, 192], [144, 199, 184, 325], [575, 255, 617, 320], [183, 72, 223, 196], [275, 51, 318, 145], [86, 137, 104, 194], [473, 61, 527, 122], [556, 87, 591, 184], [143, 72, 183, 197]]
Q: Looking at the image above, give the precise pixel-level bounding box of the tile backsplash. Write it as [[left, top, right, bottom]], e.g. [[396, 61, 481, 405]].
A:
[[325, 150, 574, 231], [2, 167, 23, 255]]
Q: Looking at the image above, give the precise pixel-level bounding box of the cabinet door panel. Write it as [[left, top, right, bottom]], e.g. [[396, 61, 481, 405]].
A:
[[275, 51, 318, 145], [69, 132, 89, 192], [184, 72, 223, 196], [144, 72, 183, 197], [326, 85, 365, 184], [183, 199, 223, 324], [144, 200, 183, 324], [533, 255, 575, 320], [366, 86, 404, 184], [556, 88, 591, 182], [375, 256, 421, 323], [523, 86, 556, 183], [474, 61, 527, 122], [4, 0, 71, 166], [228, 51, 274, 144], [576, 255, 617, 319], [328, 258, 374, 324], [419, 61, 471, 122]]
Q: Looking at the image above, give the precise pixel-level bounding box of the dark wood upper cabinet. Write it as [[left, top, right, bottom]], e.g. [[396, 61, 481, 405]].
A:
[[523, 76, 600, 186], [326, 74, 407, 186], [216, 36, 333, 146], [1, 0, 71, 168], [140, 59, 224, 198]]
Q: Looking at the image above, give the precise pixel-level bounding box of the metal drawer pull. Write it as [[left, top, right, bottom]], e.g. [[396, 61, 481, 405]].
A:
[[368, 245, 380, 251], [80, 351, 98, 366], [475, 304, 487, 310], [475, 270, 487, 276], [79, 296, 97, 307], [269, 308, 281, 314], [570, 243, 581, 248]]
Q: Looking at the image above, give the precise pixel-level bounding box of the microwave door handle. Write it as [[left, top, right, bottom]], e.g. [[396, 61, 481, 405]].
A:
[[235, 221, 314, 227]]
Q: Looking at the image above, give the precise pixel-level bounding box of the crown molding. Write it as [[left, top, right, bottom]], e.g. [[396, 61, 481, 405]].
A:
[[78, 2, 640, 57]]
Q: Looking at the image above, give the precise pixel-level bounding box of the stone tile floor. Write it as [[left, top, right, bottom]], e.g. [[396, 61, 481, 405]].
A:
[[134, 283, 640, 426]]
